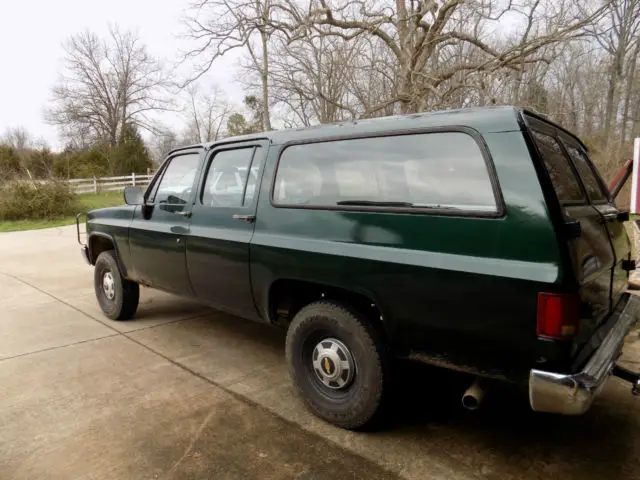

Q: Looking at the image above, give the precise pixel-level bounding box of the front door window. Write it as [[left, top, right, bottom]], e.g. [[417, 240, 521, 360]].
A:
[[151, 153, 201, 211]]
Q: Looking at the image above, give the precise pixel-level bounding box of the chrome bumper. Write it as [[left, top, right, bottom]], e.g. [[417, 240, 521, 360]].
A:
[[530, 294, 640, 415]]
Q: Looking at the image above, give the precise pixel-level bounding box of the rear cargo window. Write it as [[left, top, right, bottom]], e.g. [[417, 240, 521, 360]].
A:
[[531, 131, 584, 203], [273, 132, 498, 213], [559, 137, 608, 203]]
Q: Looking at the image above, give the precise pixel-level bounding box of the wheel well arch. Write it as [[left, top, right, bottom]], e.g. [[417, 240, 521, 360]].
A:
[[89, 233, 130, 278], [88, 234, 116, 264], [267, 278, 388, 335]]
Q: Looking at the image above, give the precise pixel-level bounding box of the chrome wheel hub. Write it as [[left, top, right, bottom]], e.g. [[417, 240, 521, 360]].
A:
[[312, 338, 355, 390], [102, 271, 115, 300]]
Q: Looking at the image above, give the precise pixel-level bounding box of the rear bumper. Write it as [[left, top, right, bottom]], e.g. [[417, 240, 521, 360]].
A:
[[529, 294, 640, 415]]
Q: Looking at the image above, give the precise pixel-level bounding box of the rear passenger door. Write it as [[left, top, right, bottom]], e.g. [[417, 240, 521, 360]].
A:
[[558, 133, 631, 312], [527, 120, 614, 333], [186, 141, 267, 321]]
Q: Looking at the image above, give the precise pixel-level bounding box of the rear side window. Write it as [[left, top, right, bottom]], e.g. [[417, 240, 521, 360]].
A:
[[273, 132, 498, 213], [531, 131, 584, 203], [559, 136, 608, 203]]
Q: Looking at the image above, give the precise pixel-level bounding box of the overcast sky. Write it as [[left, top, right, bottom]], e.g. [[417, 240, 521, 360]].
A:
[[0, 0, 243, 148]]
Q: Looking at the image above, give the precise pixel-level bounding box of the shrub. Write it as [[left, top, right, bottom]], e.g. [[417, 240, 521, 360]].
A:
[[0, 180, 81, 221], [51, 125, 153, 179]]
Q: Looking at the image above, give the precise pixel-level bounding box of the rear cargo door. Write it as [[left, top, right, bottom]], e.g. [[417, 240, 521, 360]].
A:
[[528, 122, 614, 335], [558, 133, 631, 311]]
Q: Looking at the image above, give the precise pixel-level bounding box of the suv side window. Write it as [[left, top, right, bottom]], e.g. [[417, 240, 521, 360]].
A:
[[530, 130, 584, 203], [559, 135, 608, 203], [151, 153, 201, 205], [273, 132, 498, 213], [201, 147, 262, 207]]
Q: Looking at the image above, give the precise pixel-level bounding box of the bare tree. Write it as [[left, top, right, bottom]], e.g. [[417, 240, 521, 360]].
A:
[[269, 30, 363, 124], [151, 128, 181, 163], [589, 0, 640, 147], [0, 127, 54, 179], [182, 84, 232, 142], [184, 0, 294, 131], [620, 40, 640, 143], [283, 0, 605, 115], [1, 127, 32, 156], [544, 42, 610, 135], [47, 26, 169, 147], [629, 62, 640, 139]]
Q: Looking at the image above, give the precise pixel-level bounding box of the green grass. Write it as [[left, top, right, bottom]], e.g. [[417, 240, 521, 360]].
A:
[[0, 191, 126, 233]]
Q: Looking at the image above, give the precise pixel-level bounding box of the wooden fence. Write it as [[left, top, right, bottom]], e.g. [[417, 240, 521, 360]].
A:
[[69, 171, 154, 194]]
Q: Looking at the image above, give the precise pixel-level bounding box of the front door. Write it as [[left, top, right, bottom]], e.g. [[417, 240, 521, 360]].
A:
[[128, 150, 203, 295], [186, 142, 266, 320]]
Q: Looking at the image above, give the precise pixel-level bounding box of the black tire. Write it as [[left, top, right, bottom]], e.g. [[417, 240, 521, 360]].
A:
[[94, 250, 139, 320], [285, 300, 389, 429]]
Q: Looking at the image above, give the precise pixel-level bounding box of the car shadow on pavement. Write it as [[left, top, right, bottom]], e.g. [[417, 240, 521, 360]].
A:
[[385, 360, 636, 480], [133, 305, 639, 480]]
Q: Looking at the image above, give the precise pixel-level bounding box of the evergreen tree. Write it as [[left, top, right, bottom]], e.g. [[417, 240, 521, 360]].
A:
[[108, 124, 153, 175]]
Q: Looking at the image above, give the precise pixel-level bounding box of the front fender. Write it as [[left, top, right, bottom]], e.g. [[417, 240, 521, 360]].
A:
[[86, 205, 136, 278], [87, 232, 129, 277]]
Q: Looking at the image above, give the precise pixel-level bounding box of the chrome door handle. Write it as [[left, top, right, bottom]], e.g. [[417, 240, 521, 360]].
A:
[[232, 214, 256, 223], [175, 211, 192, 218]]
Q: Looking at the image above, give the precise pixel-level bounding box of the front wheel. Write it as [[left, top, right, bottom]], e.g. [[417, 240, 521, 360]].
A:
[[94, 250, 139, 320], [285, 300, 389, 429]]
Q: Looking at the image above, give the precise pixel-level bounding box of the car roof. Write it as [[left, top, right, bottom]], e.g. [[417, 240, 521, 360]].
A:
[[170, 106, 552, 155]]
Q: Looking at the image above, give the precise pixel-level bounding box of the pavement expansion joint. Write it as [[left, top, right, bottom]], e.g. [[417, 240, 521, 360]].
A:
[[0, 270, 400, 480]]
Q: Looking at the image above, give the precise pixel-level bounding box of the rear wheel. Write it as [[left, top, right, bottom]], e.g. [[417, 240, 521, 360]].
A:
[[285, 300, 389, 429], [94, 250, 139, 320]]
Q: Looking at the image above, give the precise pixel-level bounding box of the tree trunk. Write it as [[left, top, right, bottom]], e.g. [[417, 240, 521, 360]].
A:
[[603, 68, 618, 148], [621, 48, 638, 145], [399, 68, 415, 114], [511, 69, 523, 106], [569, 91, 579, 132], [604, 47, 626, 148], [109, 126, 118, 149], [119, 104, 127, 145], [632, 93, 640, 139], [259, 24, 272, 131]]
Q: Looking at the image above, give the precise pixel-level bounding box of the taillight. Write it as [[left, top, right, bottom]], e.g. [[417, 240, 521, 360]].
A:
[[537, 293, 579, 339]]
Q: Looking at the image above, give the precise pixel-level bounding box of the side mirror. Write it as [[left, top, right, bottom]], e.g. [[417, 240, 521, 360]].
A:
[[124, 186, 144, 206]]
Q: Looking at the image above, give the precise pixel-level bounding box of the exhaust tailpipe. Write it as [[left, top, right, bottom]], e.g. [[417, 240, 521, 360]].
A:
[[462, 378, 484, 411]]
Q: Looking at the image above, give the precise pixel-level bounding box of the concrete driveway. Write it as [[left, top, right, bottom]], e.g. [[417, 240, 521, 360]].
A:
[[2, 225, 640, 480]]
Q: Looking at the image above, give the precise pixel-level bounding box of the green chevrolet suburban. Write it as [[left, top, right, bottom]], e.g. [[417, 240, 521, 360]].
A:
[[78, 106, 640, 429]]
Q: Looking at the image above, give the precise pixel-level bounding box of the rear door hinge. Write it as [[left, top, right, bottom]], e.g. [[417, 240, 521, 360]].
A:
[[622, 259, 636, 271], [565, 220, 582, 238]]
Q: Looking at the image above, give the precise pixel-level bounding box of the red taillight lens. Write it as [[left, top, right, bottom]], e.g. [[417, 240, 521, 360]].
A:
[[537, 293, 579, 339]]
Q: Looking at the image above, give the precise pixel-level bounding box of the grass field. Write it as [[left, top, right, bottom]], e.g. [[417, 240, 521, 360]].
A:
[[0, 191, 125, 233]]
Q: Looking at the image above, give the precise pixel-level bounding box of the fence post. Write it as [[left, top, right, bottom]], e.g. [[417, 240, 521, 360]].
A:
[[147, 167, 150, 176], [132, 172, 136, 187], [93, 176, 98, 194]]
